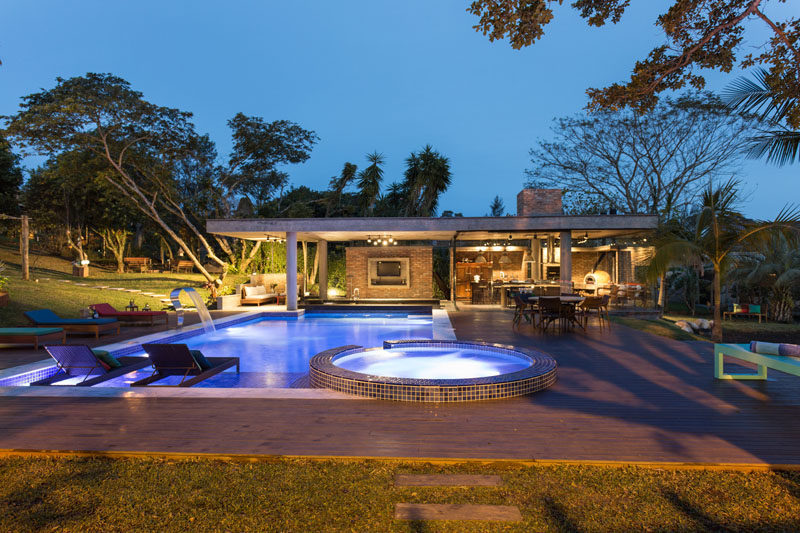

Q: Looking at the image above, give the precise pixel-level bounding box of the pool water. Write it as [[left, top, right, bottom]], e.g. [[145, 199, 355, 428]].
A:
[[333, 346, 532, 379], [91, 313, 433, 388]]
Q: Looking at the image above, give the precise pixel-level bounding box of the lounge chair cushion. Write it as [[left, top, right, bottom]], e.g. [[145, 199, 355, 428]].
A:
[[190, 349, 213, 371], [0, 327, 63, 336], [92, 349, 122, 369], [25, 309, 117, 325]]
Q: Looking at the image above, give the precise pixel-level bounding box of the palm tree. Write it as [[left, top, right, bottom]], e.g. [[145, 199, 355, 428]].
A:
[[402, 145, 451, 216], [357, 152, 384, 216], [729, 232, 800, 323], [649, 178, 800, 341], [325, 162, 357, 217], [723, 68, 800, 166]]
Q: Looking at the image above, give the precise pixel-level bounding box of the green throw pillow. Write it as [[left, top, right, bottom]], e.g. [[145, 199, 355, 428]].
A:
[[190, 349, 213, 371], [92, 349, 122, 369], [749, 304, 761, 314]]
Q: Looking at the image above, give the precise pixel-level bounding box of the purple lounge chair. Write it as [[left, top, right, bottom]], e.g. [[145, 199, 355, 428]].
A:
[[33, 345, 150, 386], [132, 343, 239, 387]]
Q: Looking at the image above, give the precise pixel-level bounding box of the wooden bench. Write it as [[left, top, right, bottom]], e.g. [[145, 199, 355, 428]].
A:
[[173, 260, 194, 273], [714, 343, 800, 380], [723, 311, 767, 323], [124, 257, 152, 273]]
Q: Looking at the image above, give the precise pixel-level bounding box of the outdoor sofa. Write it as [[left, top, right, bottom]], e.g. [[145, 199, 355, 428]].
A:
[[32, 344, 151, 386], [24, 309, 120, 338], [132, 343, 240, 387], [90, 303, 168, 327], [241, 285, 280, 306], [0, 327, 66, 349]]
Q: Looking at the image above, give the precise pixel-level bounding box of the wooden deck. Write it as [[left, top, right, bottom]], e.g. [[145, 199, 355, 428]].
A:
[[1, 309, 799, 464]]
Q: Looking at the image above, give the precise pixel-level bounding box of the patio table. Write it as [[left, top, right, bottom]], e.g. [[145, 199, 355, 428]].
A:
[[522, 295, 586, 331]]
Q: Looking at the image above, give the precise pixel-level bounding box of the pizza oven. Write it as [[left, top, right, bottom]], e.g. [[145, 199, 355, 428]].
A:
[[584, 270, 611, 286]]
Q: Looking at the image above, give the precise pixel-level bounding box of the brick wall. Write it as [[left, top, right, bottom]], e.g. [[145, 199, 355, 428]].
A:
[[346, 246, 433, 299], [516, 188, 562, 216], [571, 251, 615, 284]]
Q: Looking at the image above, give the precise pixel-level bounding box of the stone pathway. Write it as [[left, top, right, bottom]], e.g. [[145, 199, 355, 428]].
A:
[[393, 473, 521, 523]]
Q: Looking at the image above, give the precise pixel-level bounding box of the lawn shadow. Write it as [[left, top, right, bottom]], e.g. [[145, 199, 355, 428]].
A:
[[541, 494, 583, 533], [2, 458, 115, 529]]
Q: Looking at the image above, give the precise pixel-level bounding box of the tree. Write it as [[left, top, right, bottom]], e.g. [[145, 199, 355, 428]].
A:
[[489, 195, 505, 216], [401, 145, 452, 216], [326, 162, 358, 217], [94, 227, 131, 273], [526, 94, 758, 218], [724, 68, 800, 165], [0, 135, 23, 216], [468, 1, 800, 119], [649, 178, 800, 342], [729, 232, 800, 322], [357, 152, 384, 216], [4, 73, 317, 284]]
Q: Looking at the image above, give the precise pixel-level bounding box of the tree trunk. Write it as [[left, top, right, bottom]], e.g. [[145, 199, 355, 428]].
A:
[[712, 267, 723, 343], [311, 244, 319, 285], [238, 240, 262, 275], [658, 276, 667, 317]]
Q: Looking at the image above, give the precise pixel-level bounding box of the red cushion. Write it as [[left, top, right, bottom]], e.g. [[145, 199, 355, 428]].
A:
[[740, 304, 749, 313]]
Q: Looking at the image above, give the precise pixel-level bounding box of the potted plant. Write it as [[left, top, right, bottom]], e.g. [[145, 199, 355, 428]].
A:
[[0, 261, 9, 307], [215, 285, 240, 310]]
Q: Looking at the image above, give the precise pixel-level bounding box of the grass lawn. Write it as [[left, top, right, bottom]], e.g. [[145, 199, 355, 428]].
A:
[[1, 456, 798, 532], [0, 243, 248, 327], [610, 316, 708, 342], [611, 314, 800, 344]]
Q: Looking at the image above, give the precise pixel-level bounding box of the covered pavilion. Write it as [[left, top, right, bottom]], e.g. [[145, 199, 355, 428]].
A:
[[207, 196, 658, 310]]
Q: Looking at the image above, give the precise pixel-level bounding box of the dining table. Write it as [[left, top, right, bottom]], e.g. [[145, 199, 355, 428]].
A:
[[521, 294, 586, 331]]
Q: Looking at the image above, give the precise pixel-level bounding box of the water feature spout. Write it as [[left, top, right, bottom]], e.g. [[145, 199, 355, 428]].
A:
[[170, 287, 216, 333]]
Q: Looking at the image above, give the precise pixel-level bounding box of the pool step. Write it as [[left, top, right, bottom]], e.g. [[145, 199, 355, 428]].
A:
[[395, 474, 502, 487], [394, 503, 521, 522], [394, 473, 521, 523]]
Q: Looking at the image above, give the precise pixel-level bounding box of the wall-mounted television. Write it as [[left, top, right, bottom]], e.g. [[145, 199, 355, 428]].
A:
[[377, 261, 402, 277]]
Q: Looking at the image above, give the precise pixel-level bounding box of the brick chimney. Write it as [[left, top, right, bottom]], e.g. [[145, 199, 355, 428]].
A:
[[516, 188, 562, 216]]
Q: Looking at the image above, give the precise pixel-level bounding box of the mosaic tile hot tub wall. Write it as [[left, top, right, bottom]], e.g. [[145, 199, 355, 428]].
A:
[[309, 340, 557, 402]]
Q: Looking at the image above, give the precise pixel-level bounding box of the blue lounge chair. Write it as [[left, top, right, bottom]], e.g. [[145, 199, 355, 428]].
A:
[[25, 309, 120, 338]]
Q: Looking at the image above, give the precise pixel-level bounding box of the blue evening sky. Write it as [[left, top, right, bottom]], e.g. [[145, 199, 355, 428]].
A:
[[1, 1, 796, 218]]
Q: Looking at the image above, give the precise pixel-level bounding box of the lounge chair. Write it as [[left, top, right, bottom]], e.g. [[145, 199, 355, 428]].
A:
[[32, 345, 151, 386], [90, 303, 168, 327], [24, 309, 120, 338], [0, 327, 65, 349], [132, 343, 239, 387]]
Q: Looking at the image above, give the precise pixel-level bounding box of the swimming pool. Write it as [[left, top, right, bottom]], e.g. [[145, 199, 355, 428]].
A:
[[84, 312, 435, 388]]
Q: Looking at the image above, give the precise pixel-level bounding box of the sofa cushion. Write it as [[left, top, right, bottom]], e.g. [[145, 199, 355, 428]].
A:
[[243, 285, 267, 298]]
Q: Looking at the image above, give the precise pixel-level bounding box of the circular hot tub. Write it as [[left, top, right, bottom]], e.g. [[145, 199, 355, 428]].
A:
[[309, 340, 557, 402]]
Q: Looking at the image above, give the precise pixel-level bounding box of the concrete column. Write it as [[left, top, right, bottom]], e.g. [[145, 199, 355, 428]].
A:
[[318, 240, 328, 301], [286, 232, 297, 310], [559, 231, 572, 294], [450, 236, 456, 301]]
